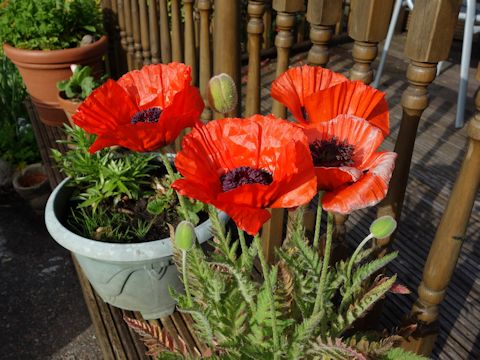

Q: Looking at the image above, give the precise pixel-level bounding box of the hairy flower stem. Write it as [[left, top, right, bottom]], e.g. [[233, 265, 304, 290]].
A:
[[254, 235, 280, 359], [346, 233, 374, 283], [313, 192, 324, 249], [182, 250, 192, 306], [159, 153, 191, 223], [313, 212, 334, 315], [238, 228, 249, 267]]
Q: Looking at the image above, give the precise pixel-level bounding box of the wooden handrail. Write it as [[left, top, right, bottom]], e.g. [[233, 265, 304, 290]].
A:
[[403, 61, 480, 356], [377, 0, 463, 251]]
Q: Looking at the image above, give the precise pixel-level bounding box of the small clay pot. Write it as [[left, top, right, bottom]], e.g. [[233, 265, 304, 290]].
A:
[[57, 92, 82, 126], [3, 36, 108, 127], [13, 163, 50, 214]]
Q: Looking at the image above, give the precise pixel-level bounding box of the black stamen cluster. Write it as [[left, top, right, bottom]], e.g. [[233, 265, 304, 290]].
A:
[[309, 136, 354, 167], [131, 107, 162, 124], [220, 166, 273, 192]]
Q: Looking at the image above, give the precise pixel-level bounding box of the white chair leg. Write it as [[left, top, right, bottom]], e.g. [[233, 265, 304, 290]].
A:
[[437, 61, 445, 76], [455, 0, 476, 128], [372, 0, 405, 88]]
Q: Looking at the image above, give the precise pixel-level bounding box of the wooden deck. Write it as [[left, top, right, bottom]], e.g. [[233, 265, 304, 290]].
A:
[[32, 34, 480, 359]]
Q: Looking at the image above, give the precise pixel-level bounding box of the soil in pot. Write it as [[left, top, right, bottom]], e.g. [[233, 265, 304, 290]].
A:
[[3, 36, 108, 127], [18, 172, 48, 188]]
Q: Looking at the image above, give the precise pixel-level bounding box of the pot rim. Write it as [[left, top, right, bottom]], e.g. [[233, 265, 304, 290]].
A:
[[45, 177, 227, 262], [12, 163, 48, 190], [3, 35, 108, 65]]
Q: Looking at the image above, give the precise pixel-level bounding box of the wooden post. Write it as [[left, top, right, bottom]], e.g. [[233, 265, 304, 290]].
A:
[[131, 0, 143, 69], [171, 0, 184, 62], [138, 0, 151, 65], [262, 0, 304, 263], [198, 0, 212, 120], [184, 0, 197, 85], [263, 0, 273, 50], [117, 0, 129, 74], [124, 0, 135, 71], [348, 0, 394, 84], [376, 0, 462, 251], [306, 0, 343, 67], [245, 1, 265, 117], [213, 0, 241, 117], [403, 62, 480, 357], [148, 0, 160, 64], [159, 0, 172, 63]]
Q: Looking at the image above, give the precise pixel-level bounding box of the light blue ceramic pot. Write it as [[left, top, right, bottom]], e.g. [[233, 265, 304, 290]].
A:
[[45, 178, 227, 319]]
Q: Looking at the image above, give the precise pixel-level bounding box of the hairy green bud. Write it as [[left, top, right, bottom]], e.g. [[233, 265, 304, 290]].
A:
[[175, 221, 196, 251], [370, 216, 397, 239], [207, 73, 238, 115]]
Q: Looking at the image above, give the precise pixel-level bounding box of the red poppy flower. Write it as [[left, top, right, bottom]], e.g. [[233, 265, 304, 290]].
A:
[[271, 65, 389, 136], [73, 62, 204, 153], [171, 115, 317, 235], [303, 80, 390, 136], [304, 114, 397, 214], [271, 65, 348, 124]]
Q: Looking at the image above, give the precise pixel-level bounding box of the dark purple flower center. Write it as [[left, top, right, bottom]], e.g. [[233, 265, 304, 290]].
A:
[[220, 166, 273, 192], [131, 107, 162, 124], [309, 136, 354, 167]]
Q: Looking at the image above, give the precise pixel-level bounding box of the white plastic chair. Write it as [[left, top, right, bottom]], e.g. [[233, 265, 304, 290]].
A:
[[372, 0, 480, 128]]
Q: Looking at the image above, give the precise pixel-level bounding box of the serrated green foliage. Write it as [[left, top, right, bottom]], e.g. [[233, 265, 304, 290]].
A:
[[161, 207, 415, 359], [307, 337, 367, 359], [0, 0, 104, 50], [381, 348, 429, 360], [57, 65, 108, 101]]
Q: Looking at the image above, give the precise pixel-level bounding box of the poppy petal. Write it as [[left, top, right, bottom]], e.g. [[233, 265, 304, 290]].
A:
[[88, 135, 122, 154], [158, 85, 205, 144], [314, 167, 363, 191], [73, 80, 138, 134], [117, 62, 192, 109], [271, 65, 348, 123], [322, 152, 397, 214], [304, 81, 390, 135], [304, 115, 385, 167]]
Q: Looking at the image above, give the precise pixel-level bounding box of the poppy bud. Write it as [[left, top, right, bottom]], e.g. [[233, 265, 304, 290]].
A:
[[175, 221, 196, 251], [207, 73, 238, 115], [369, 216, 397, 239]]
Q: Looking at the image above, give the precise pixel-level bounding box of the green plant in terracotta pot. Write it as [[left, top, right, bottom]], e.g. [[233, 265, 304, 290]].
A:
[[57, 65, 108, 125], [0, 0, 107, 126]]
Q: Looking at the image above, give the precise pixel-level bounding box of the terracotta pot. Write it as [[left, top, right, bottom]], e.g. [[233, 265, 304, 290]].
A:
[[3, 36, 108, 127], [57, 92, 81, 126], [12, 163, 50, 215]]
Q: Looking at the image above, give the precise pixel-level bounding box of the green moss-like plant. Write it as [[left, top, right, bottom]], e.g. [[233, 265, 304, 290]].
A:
[[0, 0, 104, 50]]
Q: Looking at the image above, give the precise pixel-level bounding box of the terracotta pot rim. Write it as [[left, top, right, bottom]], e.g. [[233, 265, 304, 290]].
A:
[[3, 35, 108, 65]]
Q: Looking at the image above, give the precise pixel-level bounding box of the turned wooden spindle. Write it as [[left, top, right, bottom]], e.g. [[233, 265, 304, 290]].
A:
[[138, 0, 151, 65], [262, 0, 304, 263], [198, 0, 212, 121], [403, 63, 480, 357], [159, 0, 172, 63], [117, 0, 129, 73], [377, 0, 462, 251], [270, 0, 304, 119], [348, 0, 394, 84], [184, 0, 197, 85], [148, 0, 160, 64], [245, 1, 265, 117], [171, 0, 184, 62], [306, 0, 343, 67], [124, 0, 135, 71], [130, 0, 143, 69], [263, 0, 273, 50], [213, 0, 241, 118]]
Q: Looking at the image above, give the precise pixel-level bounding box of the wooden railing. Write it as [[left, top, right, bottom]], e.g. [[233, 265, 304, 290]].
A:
[[97, 0, 471, 356]]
